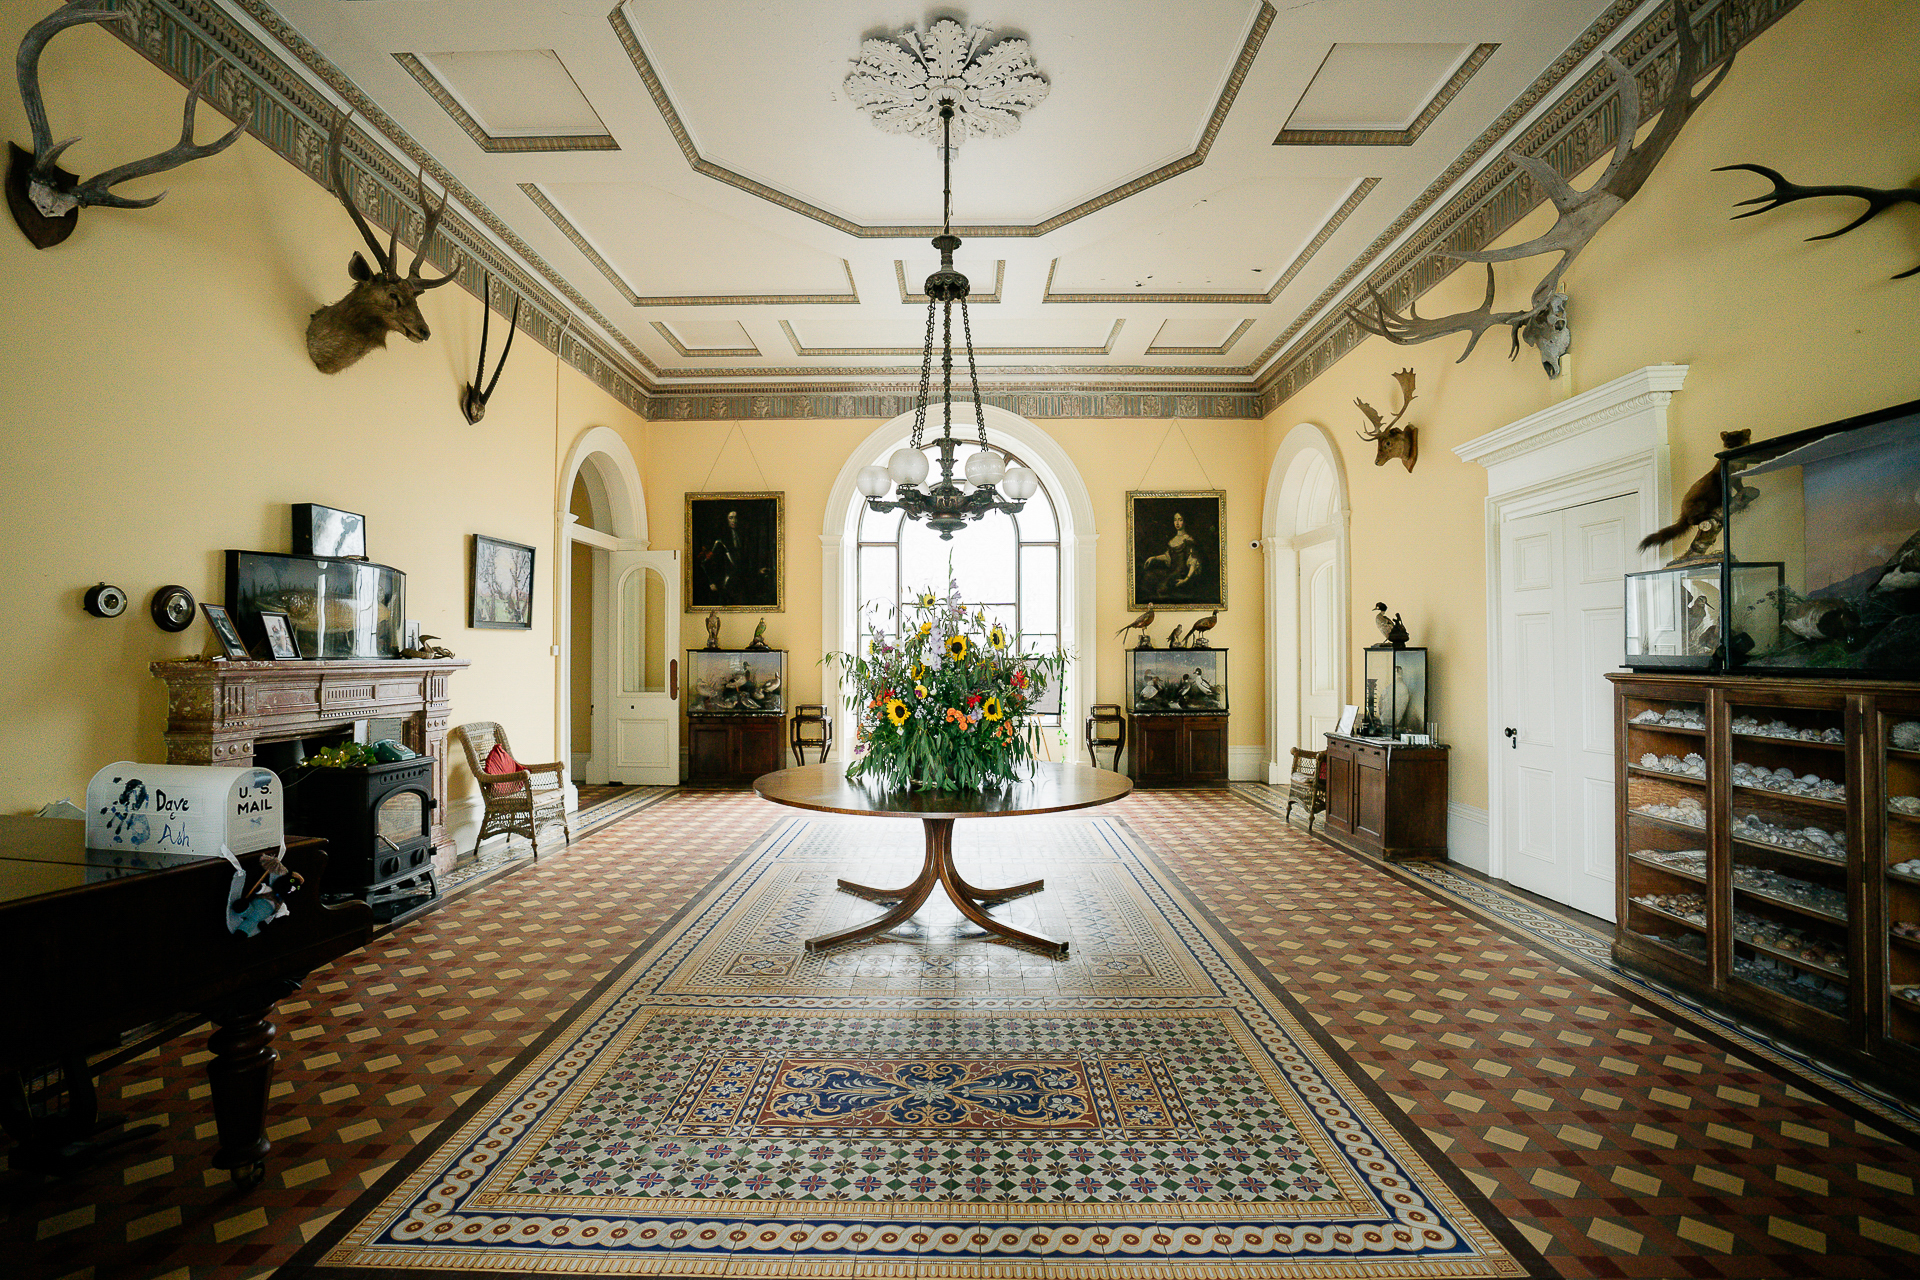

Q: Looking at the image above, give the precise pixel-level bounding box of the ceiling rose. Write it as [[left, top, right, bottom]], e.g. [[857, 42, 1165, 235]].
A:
[[845, 18, 1049, 148]]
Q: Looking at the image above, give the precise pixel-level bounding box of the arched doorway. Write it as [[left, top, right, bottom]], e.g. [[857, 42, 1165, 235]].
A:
[[1261, 423, 1350, 782], [822, 407, 1095, 763], [556, 427, 674, 786]]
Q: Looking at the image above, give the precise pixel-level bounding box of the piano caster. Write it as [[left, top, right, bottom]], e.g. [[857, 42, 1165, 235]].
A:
[[229, 1159, 268, 1189]]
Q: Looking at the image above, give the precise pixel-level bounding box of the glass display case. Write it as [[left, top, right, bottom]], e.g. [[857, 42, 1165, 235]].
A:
[[1722, 398, 1920, 675], [1360, 646, 1427, 736], [1127, 647, 1226, 714], [686, 649, 785, 714], [1624, 559, 1783, 670]]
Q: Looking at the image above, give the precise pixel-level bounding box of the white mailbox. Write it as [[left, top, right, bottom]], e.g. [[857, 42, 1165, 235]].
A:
[[85, 762, 283, 863]]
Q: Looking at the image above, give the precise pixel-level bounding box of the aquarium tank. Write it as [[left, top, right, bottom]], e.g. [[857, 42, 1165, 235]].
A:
[[1722, 399, 1920, 674]]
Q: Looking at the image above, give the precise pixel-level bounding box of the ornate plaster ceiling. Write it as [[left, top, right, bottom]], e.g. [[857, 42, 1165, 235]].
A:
[[187, 0, 1768, 411]]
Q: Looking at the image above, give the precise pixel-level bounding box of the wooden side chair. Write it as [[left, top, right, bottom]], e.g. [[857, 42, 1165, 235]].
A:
[[450, 721, 570, 860], [1286, 746, 1329, 832], [790, 704, 833, 765], [1085, 704, 1126, 771]]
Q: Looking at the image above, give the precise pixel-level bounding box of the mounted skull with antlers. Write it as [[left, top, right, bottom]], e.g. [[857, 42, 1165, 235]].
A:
[[7, 0, 247, 249], [306, 112, 463, 375], [1355, 369, 1418, 472], [1351, 0, 1731, 378]]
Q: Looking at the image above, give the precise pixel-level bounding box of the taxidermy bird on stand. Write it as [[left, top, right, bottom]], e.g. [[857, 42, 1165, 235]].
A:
[[1117, 604, 1156, 647], [1187, 610, 1220, 647], [1373, 603, 1409, 648]]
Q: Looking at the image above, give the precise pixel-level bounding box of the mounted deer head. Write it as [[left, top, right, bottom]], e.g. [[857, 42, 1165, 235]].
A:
[[7, 1, 246, 249], [1350, 0, 1730, 378], [306, 112, 463, 375], [1355, 369, 1418, 472], [461, 275, 521, 423], [1716, 163, 1920, 279]]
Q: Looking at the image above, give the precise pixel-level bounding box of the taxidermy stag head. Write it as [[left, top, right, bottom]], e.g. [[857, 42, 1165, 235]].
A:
[[461, 274, 521, 423], [8, 0, 246, 249], [306, 112, 463, 375], [1351, 0, 1730, 378], [1355, 369, 1418, 472], [1715, 162, 1920, 280]]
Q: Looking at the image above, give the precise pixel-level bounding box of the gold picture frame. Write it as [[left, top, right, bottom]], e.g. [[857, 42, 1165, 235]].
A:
[[1126, 490, 1226, 612], [685, 492, 784, 613]]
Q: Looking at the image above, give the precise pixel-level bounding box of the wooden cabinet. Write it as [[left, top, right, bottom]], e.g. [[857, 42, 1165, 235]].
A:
[[1607, 671, 1920, 1084], [1128, 714, 1228, 787], [1321, 732, 1448, 859], [687, 714, 785, 786]]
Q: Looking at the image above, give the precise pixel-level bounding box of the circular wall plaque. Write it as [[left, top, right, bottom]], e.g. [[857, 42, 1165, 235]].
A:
[[83, 582, 128, 618], [151, 584, 197, 632]]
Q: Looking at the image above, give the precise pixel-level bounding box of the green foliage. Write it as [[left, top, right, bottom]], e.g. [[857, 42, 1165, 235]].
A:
[[825, 587, 1069, 791], [309, 742, 380, 768]]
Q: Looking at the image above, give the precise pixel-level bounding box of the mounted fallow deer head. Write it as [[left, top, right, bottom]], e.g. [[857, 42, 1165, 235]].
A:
[[1350, 0, 1730, 378], [461, 275, 521, 423], [1355, 369, 1418, 472], [1716, 163, 1920, 280], [7, 0, 246, 249], [306, 112, 463, 375]]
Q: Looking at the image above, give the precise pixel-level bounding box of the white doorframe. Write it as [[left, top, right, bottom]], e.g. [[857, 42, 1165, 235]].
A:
[[1454, 364, 1685, 882], [1261, 424, 1350, 784], [556, 426, 650, 788], [820, 407, 1096, 765]]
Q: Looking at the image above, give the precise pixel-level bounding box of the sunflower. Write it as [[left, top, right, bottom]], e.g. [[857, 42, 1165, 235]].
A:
[[914, 684, 928, 700], [885, 698, 910, 727], [917, 591, 937, 609], [981, 695, 1003, 721], [909, 660, 925, 681], [945, 634, 969, 661], [987, 624, 1009, 651]]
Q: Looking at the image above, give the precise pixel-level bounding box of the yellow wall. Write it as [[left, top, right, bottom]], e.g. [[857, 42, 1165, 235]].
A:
[[1263, 0, 1920, 812], [0, 8, 646, 814], [642, 418, 1268, 745]]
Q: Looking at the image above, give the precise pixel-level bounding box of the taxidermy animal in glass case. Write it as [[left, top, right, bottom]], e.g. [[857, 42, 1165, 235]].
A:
[[8, 1, 247, 249], [307, 113, 464, 374], [1638, 430, 1754, 555]]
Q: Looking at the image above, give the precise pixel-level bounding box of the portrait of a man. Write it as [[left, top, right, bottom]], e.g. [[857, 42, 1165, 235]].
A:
[[1127, 490, 1225, 610], [686, 492, 783, 612]]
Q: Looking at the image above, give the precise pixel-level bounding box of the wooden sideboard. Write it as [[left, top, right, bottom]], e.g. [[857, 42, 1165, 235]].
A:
[[150, 657, 467, 870], [1321, 732, 1449, 859], [1129, 714, 1229, 788], [688, 714, 786, 786]]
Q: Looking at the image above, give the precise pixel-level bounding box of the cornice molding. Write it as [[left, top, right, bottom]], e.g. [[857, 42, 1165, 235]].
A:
[[1454, 363, 1689, 470], [647, 386, 1264, 423]]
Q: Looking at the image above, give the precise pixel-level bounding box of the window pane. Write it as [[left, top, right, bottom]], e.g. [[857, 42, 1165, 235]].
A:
[[1016, 633, 1064, 715], [900, 510, 1016, 604], [1019, 546, 1058, 637], [857, 544, 898, 642], [1015, 491, 1057, 541], [859, 503, 903, 541]]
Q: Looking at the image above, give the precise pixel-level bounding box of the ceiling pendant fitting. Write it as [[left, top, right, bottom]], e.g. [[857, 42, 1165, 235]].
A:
[[855, 102, 1037, 540]]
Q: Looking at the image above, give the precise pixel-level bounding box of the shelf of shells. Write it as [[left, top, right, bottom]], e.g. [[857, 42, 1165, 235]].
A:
[[1625, 699, 1709, 781], [1622, 795, 1714, 974], [1885, 718, 1920, 1048]]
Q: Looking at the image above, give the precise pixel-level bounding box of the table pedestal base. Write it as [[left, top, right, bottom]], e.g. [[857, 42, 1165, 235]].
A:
[[805, 817, 1067, 957]]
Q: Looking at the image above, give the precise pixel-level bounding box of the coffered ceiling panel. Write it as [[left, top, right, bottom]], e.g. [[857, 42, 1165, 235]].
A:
[[1285, 43, 1474, 132], [787, 317, 1122, 356], [416, 49, 607, 138]]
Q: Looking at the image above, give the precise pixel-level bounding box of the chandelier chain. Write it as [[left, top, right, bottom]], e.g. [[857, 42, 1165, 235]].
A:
[[961, 297, 987, 449], [909, 299, 936, 452]]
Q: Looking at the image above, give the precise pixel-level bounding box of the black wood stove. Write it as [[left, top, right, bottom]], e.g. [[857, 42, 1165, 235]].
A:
[[287, 758, 437, 920]]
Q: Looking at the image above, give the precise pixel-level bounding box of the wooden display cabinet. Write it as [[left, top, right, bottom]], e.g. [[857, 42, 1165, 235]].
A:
[[1320, 732, 1449, 859], [1129, 714, 1228, 787], [687, 715, 785, 786]]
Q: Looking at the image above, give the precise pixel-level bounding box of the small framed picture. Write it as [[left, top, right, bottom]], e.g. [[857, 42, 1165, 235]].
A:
[[1336, 704, 1359, 736], [201, 603, 251, 660], [471, 534, 536, 629], [292, 502, 367, 559], [257, 609, 302, 660]]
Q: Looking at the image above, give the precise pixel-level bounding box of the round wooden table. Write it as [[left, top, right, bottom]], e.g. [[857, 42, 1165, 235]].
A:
[[753, 762, 1132, 958]]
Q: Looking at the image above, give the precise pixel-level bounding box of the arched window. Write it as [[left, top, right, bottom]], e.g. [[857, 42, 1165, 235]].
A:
[[854, 445, 1063, 719]]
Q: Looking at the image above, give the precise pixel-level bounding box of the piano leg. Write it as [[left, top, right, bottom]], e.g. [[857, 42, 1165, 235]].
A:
[[205, 977, 300, 1188]]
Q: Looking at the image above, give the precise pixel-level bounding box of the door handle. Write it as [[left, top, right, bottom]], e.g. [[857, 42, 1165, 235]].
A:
[[669, 658, 678, 700], [1504, 726, 1517, 749]]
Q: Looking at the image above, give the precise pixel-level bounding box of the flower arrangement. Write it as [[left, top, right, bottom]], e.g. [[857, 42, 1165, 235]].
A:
[[829, 585, 1068, 791]]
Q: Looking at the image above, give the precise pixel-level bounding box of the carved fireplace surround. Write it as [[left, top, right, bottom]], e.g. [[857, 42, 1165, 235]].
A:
[[150, 657, 467, 871]]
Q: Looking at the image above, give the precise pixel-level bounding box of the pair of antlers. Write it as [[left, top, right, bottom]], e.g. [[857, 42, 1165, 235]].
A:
[[323, 111, 460, 292]]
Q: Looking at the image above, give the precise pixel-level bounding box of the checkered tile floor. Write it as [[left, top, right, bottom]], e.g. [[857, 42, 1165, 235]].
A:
[[3, 786, 1917, 1278]]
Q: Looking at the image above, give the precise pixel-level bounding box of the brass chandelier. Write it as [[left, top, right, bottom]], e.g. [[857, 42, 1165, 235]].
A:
[[855, 102, 1037, 540]]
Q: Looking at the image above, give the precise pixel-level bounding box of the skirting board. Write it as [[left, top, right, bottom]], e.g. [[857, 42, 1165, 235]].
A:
[[1448, 800, 1491, 873], [1228, 746, 1266, 783]]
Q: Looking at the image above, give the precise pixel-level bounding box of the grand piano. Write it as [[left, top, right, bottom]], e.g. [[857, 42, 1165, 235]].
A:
[[0, 815, 373, 1185]]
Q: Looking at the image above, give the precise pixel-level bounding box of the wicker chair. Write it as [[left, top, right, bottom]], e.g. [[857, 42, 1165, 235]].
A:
[[450, 721, 571, 860], [1285, 747, 1328, 832]]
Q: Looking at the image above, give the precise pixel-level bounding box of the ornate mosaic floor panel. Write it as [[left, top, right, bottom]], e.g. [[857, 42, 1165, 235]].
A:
[[307, 815, 1539, 1276]]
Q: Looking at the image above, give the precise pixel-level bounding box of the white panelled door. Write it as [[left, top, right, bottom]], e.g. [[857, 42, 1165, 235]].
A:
[[1498, 495, 1631, 919], [608, 550, 680, 785], [1298, 535, 1341, 747]]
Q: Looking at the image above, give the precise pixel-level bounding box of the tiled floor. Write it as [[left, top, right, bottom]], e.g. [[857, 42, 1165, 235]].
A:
[[2, 786, 1916, 1279]]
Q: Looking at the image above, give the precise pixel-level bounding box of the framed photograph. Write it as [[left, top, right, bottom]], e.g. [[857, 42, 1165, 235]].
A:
[[200, 603, 251, 660], [1127, 490, 1225, 611], [225, 550, 405, 659], [292, 502, 367, 559], [471, 534, 536, 629], [1336, 705, 1359, 736], [686, 492, 783, 613], [257, 609, 301, 660]]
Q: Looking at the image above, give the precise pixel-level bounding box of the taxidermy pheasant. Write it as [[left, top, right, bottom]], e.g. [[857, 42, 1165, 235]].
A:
[[1116, 604, 1156, 644], [1373, 603, 1409, 648], [1186, 610, 1220, 646]]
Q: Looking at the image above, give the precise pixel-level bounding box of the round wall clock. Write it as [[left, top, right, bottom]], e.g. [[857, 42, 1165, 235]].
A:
[[151, 584, 197, 632], [83, 582, 128, 618]]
